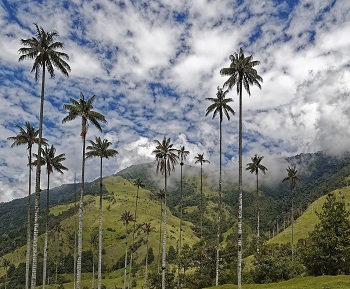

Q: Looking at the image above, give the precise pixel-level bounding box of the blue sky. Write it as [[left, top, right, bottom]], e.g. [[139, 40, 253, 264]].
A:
[[0, 0, 350, 202]]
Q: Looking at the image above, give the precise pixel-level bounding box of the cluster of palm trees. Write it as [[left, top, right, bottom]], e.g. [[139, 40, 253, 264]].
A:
[[8, 23, 306, 289], [9, 23, 120, 289]]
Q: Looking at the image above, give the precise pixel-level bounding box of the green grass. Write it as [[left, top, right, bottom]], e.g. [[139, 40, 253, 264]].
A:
[[268, 186, 350, 245], [205, 275, 350, 289]]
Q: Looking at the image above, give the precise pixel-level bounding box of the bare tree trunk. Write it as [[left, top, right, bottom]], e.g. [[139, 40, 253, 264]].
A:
[[77, 133, 86, 289], [177, 163, 183, 289], [237, 87, 243, 289], [158, 197, 163, 273], [215, 121, 222, 286], [31, 65, 46, 289], [123, 224, 129, 289], [74, 173, 77, 289], [161, 172, 167, 289], [25, 148, 32, 289], [98, 157, 103, 289], [42, 174, 50, 289]]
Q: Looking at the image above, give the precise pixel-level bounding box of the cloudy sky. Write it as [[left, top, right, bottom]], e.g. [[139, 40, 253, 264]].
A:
[[0, 0, 349, 203]]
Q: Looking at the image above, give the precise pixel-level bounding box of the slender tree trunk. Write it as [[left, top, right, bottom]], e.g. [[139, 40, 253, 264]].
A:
[[42, 173, 50, 289], [31, 64, 46, 289], [256, 172, 259, 239], [129, 186, 140, 288], [158, 197, 163, 273], [25, 148, 32, 289], [74, 173, 77, 289], [215, 121, 222, 286], [291, 188, 294, 269], [123, 224, 129, 289], [77, 133, 86, 289], [161, 172, 167, 289], [177, 163, 183, 289], [98, 157, 103, 289], [237, 87, 243, 289], [200, 164, 203, 240]]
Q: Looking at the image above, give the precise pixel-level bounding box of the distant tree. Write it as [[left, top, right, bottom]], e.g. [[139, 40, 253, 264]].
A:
[[19, 24, 70, 289], [119, 211, 135, 289], [282, 165, 299, 269], [205, 87, 234, 286], [246, 154, 267, 251], [194, 153, 210, 239], [152, 136, 179, 289], [33, 144, 67, 289], [86, 136, 118, 289], [176, 146, 189, 289], [301, 193, 350, 275], [220, 47, 263, 289], [7, 122, 43, 289], [128, 178, 145, 288], [62, 92, 107, 289]]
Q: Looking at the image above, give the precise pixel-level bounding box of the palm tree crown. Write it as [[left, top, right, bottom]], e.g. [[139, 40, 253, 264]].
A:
[[19, 23, 70, 81], [62, 92, 107, 138], [205, 87, 235, 122], [133, 178, 145, 190], [220, 47, 263, 94], [194, 153, 210, 166], [7, 122, 43, 151], [86, 137, 118, 160], [152, 136, 179, 175], [283, 166, 300, 191], [35, 145, 68, 175], [177, 146, 190, 166], [246, 154, 267, 176]]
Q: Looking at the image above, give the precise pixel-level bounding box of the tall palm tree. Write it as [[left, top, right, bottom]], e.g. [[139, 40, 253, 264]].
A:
[[19, 23, 70, 289], [152, 136, 179, 289], [194, 153, 210, 239], [128, 178, 145, 288], [62, 92, 106, 289], [220, 47, 263, 289], [7, 122, 42, 289], [86, 136, 118, 289], [119, 211, 135, 289], [205, 87, 234, 286], [246, 154, 267, 252], [176, 146, 189, 289], [282, 166, 299, 269], [156, 189, 165, 273], [33, 144, 68, 289], [143, 222, 153, 287]]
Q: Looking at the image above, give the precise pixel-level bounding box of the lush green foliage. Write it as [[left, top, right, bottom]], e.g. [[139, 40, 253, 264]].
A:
[[300, 193, 350, 275]]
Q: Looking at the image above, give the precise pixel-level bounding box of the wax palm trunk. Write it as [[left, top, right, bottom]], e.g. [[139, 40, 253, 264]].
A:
[[77, 133, 86, 289], [25, 147, 32, 289], [123, 223, 129, 289], [161, 172, 168, 289], [158, 195, 163, 273], [177, 163, 183, 289], [215, 121, 222, 286], [31, 65, 46, 289], [42, 173, 50, 288], [98, 157, 103, 289], [144, 233, 150, 286], [237, 88, 243, 289]]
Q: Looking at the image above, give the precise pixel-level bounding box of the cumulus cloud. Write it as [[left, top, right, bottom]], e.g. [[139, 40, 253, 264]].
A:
[[0, 0, 350, 202]]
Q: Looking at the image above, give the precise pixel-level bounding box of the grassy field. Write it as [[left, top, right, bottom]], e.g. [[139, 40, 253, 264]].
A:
[[205, 275, 350, 289], [268, 186, 350, 244]]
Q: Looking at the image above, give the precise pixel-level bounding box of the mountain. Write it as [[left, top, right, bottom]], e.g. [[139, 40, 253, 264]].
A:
[[1, 151, 350, 288]]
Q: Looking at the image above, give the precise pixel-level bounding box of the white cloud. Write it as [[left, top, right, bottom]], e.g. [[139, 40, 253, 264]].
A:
[[0, 0, 350, 202]]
